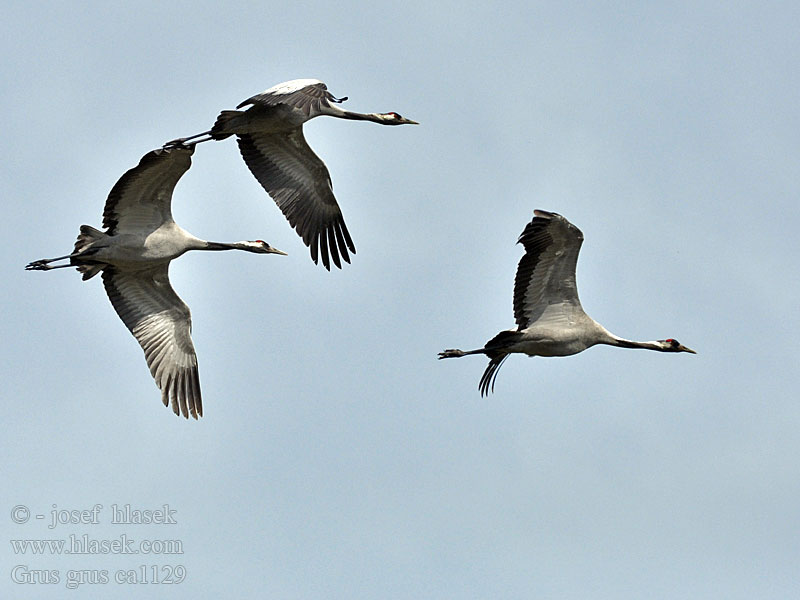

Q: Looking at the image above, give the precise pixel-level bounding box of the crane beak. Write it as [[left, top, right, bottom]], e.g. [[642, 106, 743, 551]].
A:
[[678, 343, 696, 354], [268, 247, 288, 256], [400, 117, 419, 125]]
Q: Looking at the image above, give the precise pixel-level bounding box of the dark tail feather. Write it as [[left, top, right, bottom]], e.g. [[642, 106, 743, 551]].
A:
[[210, 110, 245, 140], [478, 354, 509, 397], [73, 225, 104, 254], [73, 225, 107, 280], [76, 264, 104, 280]]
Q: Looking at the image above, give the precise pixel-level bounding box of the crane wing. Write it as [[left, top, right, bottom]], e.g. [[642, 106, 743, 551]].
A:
[[236, 128, 355, 270], [513, 210, 586, 330], [102, 146, 194, 235], [102, 265, 202, 419], [237, 79, 343, 117]]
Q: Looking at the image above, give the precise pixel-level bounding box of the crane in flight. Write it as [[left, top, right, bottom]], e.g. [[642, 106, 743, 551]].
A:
[[438, 210, 695, 395], [165, 78, 418, 270], [26, 145, 287, 419]]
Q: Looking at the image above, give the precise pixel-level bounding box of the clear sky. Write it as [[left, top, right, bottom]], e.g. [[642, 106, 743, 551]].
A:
[[3, 1, 799, 598]]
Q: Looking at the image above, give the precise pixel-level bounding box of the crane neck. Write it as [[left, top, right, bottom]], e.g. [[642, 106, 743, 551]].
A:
[[604, 336, 665, 351], [203, 241, 245, 252], [327, 105, 389, 124]]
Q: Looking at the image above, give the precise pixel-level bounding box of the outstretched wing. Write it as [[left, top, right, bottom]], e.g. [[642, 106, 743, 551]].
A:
[[102, 146, 194, 235], [237, 79, 345, 117], [513, 210, 586, 330], [102, 265, 202, 419], [236, 128, 355, 270]]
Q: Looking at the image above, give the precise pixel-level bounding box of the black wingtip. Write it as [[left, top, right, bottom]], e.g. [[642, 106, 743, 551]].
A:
[[319, 230, 331, 270], [304, 222, 356, 270]]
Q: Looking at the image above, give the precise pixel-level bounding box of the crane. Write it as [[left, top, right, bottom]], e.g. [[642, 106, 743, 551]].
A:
[[438, 210, 695, 395], [164, 78, 418, 270], [26, 145, 287, 419]]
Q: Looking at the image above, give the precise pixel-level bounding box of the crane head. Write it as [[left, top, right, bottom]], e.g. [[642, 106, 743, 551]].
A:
[[379, 112, 419, 125], [660, 338, 696, 354], [245, 240, 288, 255]]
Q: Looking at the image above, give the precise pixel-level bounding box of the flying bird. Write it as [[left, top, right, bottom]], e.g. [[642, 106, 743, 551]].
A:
[[438, 210, 695, 395], [165, 78, 418, 270], [26, 145, 287, 419]]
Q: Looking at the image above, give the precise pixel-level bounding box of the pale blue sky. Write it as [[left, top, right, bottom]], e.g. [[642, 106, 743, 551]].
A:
[[3, 1, 799, 598]]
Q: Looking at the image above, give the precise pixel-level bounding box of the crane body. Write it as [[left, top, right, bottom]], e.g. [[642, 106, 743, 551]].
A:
[[26, 145, 286, 419], [439, 210, 695, 395], [165, 78, 418, 270]]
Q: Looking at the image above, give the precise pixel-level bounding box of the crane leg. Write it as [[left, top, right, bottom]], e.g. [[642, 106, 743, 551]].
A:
[[25, 253, 78, 271], [438, 349, 467, 359], [26, 262, 75, 271], [438, 347, 487, 359], [162, 132, 214, 148]]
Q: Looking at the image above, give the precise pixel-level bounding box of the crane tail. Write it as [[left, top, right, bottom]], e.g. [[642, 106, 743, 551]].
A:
[[71, 225, 108, 280], [73, 225, 105, 254], [77, 263, 104, 280], [475, 329, 524, 396], [478, 354, 509, 397], [210, 110, 246, 140]]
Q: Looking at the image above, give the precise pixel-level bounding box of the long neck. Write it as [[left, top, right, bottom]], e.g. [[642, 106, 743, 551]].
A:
[[203, 241, 247, 252], [324, 104, 389, 124], [177, 231, 256, 256], [601, 334, 664, 351], [341, 111, 387, 123]]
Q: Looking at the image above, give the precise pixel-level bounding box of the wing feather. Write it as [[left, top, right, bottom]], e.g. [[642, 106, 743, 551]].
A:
[[513, 210, 586, 330], [237, 80, 342, 117], [236, 129, 355, 270], [102, 265, 202, 419], [102, 146, 193, 235]]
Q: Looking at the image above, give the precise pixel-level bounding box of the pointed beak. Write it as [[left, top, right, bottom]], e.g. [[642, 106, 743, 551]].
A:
[[401, 117, 419, 125], [678, 344, 696, 354], [269, 247, 288, 256]]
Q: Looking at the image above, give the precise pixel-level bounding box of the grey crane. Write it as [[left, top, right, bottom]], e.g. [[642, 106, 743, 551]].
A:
[[26, 145, 286, 419], [165, 78, 418, 270], [438, 210, 695, 395]]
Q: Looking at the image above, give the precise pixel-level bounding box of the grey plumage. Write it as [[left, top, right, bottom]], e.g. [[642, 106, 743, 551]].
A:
[[235, 128, 352, 269], [164, 78, 418, 270], [439, 210, 696, 395], [26, 146, 286, 418], [235, 80, 346, 114], [103, 264, 201, 418]]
